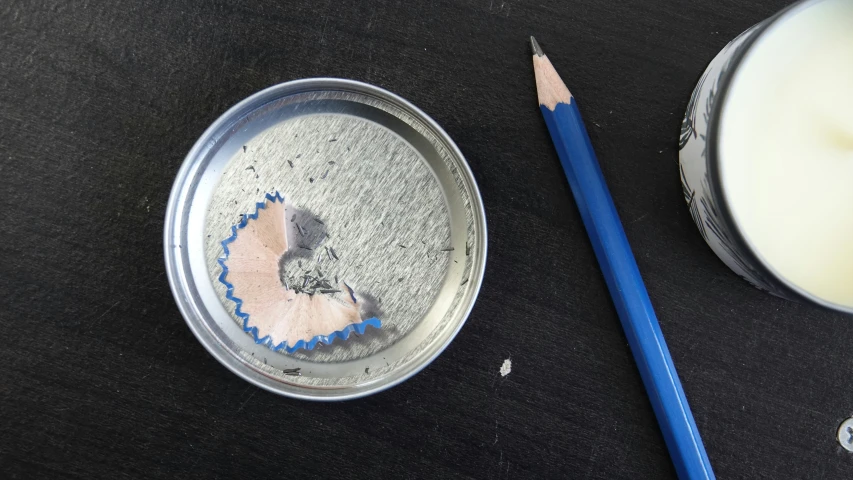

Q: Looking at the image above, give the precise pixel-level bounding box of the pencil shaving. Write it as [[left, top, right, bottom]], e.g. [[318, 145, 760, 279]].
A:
[[217, 192, 381, 353]]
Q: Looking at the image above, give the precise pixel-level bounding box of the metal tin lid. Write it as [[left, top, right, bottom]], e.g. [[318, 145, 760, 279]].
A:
[[164, 78, 487, 400]]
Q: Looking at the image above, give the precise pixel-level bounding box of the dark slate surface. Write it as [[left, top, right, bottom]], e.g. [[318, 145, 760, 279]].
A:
[[2, 0, 851, 478]]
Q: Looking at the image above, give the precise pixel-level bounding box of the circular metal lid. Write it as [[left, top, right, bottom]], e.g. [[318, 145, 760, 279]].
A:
[[164, 78, 487, 400]]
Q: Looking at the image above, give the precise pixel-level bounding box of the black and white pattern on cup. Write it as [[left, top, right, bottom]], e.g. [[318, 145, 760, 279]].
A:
[[679, 68, 710, 151], [679, 34, 782, 296], [680, 163, 706, 243]]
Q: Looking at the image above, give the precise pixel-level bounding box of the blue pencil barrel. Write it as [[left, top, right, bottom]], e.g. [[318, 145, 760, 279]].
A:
[[541, 101, 715, 480]]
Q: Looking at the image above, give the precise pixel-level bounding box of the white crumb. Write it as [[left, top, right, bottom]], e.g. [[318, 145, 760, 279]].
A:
[[499, 358, 512, 377]]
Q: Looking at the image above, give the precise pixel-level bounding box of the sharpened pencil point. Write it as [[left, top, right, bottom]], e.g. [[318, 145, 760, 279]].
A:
[[530, 36, 544, 57], [531, 37, 572, 109]]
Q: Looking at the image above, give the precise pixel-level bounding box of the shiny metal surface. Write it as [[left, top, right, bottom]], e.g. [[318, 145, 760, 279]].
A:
[[164, 79, 486, 400]]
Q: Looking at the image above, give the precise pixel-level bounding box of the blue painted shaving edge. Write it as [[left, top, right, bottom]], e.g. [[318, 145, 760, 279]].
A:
[[217, 191, 381, 354]]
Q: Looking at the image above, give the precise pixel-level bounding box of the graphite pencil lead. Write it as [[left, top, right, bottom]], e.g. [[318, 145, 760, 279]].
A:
[[530, 36, 544, 57]]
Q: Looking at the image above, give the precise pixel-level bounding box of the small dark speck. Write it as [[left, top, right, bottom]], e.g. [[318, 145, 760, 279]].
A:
[[207, 235, 211, 238], [263, 358, 267, 364], [329, 138, 337, 142], [454, 260, 458, 263], [398, 277, 404, 282], [291, 214, 296, 222], [320, 170, 329, 179], [329, 247, 339, 260], [245, 165, 255, 171], [398, 244, 406, 249], [242, 145, 247, 152], [314, 218, 324, 225], [328, 161, 336, 165], [365, 367, 369, 374], [466, 243, 471, 256], [309, 177, 314, 183], [441, 247, 455, 252], [296, 154, 302, 158], [316, 149, 319, 153], [255, 174, 259, 179], [346, 147, 351, 151], [256, 188, 259, 193], [234, 200, 238, 205], [460, 278, 469, 286], [288, 160, 294, 168]]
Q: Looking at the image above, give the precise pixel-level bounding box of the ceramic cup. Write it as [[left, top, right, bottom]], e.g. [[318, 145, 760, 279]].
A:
[[678, 0, 853, 314]]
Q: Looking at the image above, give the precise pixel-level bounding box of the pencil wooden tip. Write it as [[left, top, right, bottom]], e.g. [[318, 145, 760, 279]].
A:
[[530, 36, 543, 57], [532, 47, 573, 110]]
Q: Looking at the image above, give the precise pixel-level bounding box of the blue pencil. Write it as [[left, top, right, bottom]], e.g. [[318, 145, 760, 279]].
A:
[[530, 37, 715, 480]]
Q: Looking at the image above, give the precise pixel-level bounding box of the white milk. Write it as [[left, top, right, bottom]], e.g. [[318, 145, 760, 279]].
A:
[[720, 0, 853, 307]]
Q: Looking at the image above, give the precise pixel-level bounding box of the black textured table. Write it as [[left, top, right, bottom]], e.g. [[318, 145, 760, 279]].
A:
[[2, 0, 851, 478]]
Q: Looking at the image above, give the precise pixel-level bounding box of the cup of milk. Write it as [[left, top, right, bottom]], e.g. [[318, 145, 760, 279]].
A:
[[679, 0, 853, 313]]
